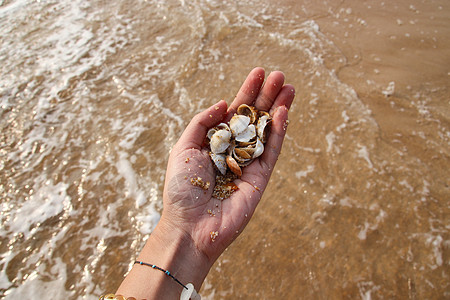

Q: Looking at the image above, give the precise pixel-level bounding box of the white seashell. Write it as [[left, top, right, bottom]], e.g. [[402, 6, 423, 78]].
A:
[[210, 152, 227, 175], [235, 124, 256, 142], [230, 115, 250, 136], [216, 123, 230, 131], [256, 114, 272, 143], [207, 123, 230, 139], [252, 138, 264, 158], [206, 104, 272, 178], [210, 129, 231, 154], [207, 128, 216, 140]]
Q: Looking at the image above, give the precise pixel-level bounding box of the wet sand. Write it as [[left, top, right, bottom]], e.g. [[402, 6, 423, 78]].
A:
[[202, 1, 449, 299], [0, 0, 448, 299]]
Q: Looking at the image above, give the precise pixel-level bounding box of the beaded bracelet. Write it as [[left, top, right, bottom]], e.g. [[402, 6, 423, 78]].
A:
[[100, 261, 201, 300], [134, 260, 188, 290]]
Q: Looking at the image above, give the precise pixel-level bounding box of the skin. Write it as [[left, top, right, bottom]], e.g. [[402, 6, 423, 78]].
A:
[[116, 67, 295, 299]]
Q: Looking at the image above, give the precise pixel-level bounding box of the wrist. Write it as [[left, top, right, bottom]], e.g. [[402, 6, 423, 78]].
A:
[[148, 214, 212, 285], [117, 215, 211, 299]]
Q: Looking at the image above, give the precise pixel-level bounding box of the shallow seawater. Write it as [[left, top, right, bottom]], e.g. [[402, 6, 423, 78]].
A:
[[0, 0, 448, 299]]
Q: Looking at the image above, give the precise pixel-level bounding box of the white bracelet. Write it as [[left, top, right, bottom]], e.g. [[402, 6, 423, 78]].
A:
[[180, 283, 201, 300]]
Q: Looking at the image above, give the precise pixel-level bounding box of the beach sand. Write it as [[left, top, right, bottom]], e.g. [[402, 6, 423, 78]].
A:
[[0, 0, 448, 299]]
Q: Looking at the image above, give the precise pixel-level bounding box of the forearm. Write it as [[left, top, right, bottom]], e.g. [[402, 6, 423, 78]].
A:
[[116, 216, 212, 299], [114, 67, 295, 299]]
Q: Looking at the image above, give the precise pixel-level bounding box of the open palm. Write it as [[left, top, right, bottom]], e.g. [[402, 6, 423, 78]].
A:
[[161, 67, 295, 263]]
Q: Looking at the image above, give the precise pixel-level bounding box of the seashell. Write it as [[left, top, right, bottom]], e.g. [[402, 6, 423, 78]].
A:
[[237, 104, 258, 124], [206, 104, 272, 180], [226, 155, 242, 177], [252, 138, 264, 158], [207, 128, 216, 140], [210, 152, 227, 175], [235, 142, 258, 157], [231, 147, 253, 167], [232, 147, 249, 163], [233, 137, 263, 163], [234, 147, 252, 160], [236, 138, 256, 147], [210, 129, 231, 154], [234, 156, 252, 166], [235, 124, 256, 142], [230, 114, 250, 136], [258, 111, 270, 118], [207, 123, 230, 139], [256, 114, 272, 143], [237, 158, 254, 167], [217, 123, 230, 130]]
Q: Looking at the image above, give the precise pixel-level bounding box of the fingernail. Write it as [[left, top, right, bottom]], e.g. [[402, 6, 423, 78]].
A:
[[276, 105, 288, 112]]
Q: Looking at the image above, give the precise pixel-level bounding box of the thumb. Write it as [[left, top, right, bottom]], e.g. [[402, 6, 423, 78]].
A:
[[175, 100, 228, 151]]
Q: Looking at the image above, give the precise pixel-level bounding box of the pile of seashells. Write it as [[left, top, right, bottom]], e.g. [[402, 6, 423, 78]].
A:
[[207, 104, 272, 177]]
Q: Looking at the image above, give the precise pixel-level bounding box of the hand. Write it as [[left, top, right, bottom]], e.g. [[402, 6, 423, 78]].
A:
[[116, 67, 295, 299], [162, 67, 295, 261]]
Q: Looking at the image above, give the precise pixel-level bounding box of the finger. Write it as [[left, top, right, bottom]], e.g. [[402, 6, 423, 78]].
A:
[[223, 107, 291, 222], [259, 105, 289, 173], [175, 100, 228, 151], [226, 67, 265, 120], [268, 84, 295, 115], [253, 71, 285, 112]]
